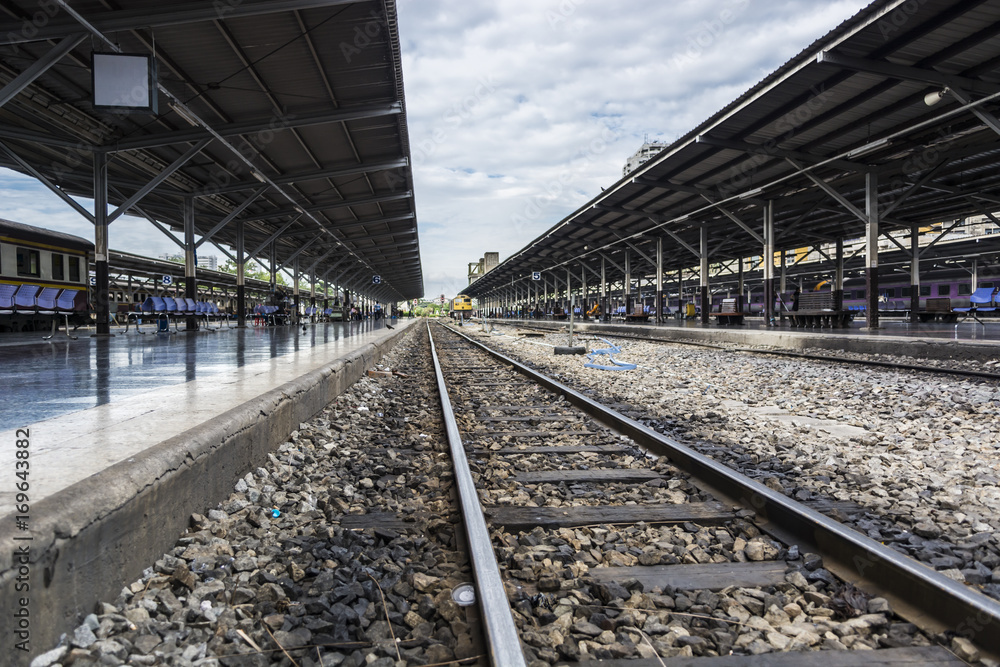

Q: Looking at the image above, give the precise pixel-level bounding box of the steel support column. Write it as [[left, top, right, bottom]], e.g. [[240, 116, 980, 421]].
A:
[[910, 228, 920, 324], [834, 238, 845, 312], [624, 250, 632, 315], [763, 201, 775, 326], [94, 152, 111, 336], [236, 220, 246, 327], [737, 257, 745, 313], [700, 226, 709, 325], [293, 259, 300, 325], [183, 197, 198, 331], [865, 172, 879, 329], [779, 250, 787, 323], [656, 237, 663, 323], [600, 258, 608, 320]]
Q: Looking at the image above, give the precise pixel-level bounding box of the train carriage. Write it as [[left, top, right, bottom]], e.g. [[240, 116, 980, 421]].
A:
[[0, 219, 93, 332]]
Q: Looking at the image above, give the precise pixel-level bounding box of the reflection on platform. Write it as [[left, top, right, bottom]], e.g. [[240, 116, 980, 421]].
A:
[[0, 320, 391, 430]]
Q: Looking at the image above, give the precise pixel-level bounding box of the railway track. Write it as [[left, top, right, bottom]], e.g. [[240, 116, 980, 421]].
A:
[[494, 320, 1000, 382], [428, 321, 999, 665]]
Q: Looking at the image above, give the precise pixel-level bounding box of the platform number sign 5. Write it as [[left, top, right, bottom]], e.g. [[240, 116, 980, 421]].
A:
[[372, 275, 381, 285], [532, 272, 540, 281]]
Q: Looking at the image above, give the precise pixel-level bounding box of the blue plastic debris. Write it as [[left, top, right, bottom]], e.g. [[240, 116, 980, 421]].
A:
[[584, 338, 637, 371], [271, 508, 281, 518]]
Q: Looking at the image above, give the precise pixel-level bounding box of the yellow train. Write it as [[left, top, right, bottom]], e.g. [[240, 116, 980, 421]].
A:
[[448, 294, 473, 319]]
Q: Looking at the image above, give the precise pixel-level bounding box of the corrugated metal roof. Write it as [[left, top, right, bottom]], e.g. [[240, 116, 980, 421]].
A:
[[0, 0, 422, 300]]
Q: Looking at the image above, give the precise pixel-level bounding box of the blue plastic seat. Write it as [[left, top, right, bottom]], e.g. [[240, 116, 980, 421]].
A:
[[13, 284, 40, 313]]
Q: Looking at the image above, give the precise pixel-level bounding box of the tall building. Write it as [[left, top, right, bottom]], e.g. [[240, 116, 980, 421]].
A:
[[468, 252, 499, 284], [197, 255, 218, 271], [623, 138, 668, 176]]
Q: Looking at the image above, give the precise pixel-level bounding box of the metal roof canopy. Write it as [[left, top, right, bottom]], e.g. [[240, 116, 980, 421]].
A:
[[465, 0, 1000, 319], [0, 0, 422, 334]]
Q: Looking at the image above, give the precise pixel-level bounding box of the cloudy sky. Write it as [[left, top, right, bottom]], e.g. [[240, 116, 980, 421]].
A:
[[0, 0, 873, 301]]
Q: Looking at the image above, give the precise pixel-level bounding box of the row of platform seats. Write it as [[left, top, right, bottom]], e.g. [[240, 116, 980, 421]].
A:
[[129, 296, 231, 333], [954, 287, 1000, 316], [0, 283, 88, 338]]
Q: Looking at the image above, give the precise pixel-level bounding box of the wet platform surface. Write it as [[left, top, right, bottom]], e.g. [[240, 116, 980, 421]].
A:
[[0, 319, 408, 428], [0, 318, 417, 509]]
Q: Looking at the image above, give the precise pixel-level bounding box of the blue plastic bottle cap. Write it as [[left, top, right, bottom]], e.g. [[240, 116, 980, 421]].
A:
[[271, 509, 281, 518]]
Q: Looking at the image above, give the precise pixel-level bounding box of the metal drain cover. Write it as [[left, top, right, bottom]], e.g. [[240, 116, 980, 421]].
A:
[[452, 583, 476, 606]]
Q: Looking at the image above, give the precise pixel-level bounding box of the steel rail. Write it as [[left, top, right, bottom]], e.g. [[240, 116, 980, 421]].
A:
[[439, 322, 1000, 659], [503, 321, 1000, 381], [426, 323, 527, 667]]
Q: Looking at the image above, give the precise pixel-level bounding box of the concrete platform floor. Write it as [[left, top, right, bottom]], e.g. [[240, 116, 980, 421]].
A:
[[0, 317, 417, 511]]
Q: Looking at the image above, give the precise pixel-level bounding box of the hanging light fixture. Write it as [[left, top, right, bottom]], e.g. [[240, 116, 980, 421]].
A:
[[924, 87, 950, 106]]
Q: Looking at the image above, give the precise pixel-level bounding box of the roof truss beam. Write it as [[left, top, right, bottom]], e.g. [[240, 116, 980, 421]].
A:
[[815, 51, 1000, 97], [695, 134, 864, 174], [0, 139, 95, 222], [206, 159, 408, 195], [0, 33, 87, 108], [0, 0, 365, 45], [248, 216, 301, 258], [106, 104, 402, 152], [108, 139, 212, 223], [700, 195, 764, 244], [194, 186, 269, 249], [787, 157, 869, 224]]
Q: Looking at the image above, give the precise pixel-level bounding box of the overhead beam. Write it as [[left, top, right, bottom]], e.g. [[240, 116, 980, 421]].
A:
[[816, 51, 1000, 97], [695, 134, 865, 173], [0, 0, 365, 44], [0, 33, 87, 108], [107, 139, 212, 222], [327, 213, 415, 233], [195, 186, 269, 248], [787, 158, 869, 224], [0, 140, 94, 222], [276, 233, 323, 271], [204, 159, 408, 195], [106, 104, 402, 152], [248, 216, 301, 258], [701, 195, 765, 244], [239, 191, 413, 222]]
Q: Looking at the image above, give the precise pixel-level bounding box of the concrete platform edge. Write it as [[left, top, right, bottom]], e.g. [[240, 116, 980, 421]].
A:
[[0, 322, 413, 662], [501, 320, 999, 361]]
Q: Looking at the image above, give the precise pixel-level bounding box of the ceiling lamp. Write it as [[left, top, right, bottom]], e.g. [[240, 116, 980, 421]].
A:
[[924, 87, 950, 106]]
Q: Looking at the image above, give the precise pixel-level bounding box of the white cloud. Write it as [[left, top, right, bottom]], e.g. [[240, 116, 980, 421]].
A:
[[398, 0, 872, 299]]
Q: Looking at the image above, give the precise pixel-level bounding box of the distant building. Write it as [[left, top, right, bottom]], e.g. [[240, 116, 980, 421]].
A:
[[468, 251, 499, 284], [197, 255, 218, 271], [623, 138, 668, 176]]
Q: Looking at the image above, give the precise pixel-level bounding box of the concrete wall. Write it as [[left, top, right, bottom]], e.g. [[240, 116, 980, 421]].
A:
[[0, 324, 412, 663]]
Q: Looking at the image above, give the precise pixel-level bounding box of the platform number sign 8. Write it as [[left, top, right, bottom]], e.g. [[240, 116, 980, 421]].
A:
[[372, 275, 381, 285], [162, 275, 173, 285]]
